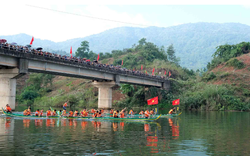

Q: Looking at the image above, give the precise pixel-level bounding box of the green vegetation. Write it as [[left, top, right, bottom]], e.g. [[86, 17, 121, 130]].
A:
[[17, 73, 54, 105], [17, 40, 250, 111], [207, 42, 250, 70], [226, 58, 245, 69]]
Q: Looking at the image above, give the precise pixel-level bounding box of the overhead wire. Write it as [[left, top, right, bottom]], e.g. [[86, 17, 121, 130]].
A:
[[26, 4, 151, 27]]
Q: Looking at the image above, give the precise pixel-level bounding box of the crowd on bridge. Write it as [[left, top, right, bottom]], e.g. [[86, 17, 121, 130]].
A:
[[0, 39, 169, 80]]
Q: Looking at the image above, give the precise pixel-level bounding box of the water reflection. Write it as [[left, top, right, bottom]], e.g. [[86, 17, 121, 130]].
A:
[[5, 117, 11, 129], [168, 118, 179, 139], [23, 119, 30, 128], [2, 111, 250, 155], [35, 119, 43, 127], [81, 121, 88, 130]]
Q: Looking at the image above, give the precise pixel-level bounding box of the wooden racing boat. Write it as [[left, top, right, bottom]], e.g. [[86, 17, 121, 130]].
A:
[[2, 108, 161, 121]]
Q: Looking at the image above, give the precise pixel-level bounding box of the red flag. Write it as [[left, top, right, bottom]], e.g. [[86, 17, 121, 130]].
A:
[[147, 96, 158, 105], [164, 71, 166, 75], [172, 99, 180, 105], [141, 65, 143, 70], [70, 46, 72, 58], [30, 36, 34, 45], [169, 71, 171, 77], [152, 68, 155, 73], [121, 60, 123, 65], [97, 54, 100, 61]]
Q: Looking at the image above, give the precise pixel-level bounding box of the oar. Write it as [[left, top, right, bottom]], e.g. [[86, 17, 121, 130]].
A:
[[176, 112, 182, 116]]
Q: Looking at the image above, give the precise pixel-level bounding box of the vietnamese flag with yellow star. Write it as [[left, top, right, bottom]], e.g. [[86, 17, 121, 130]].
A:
[[147, 96, 158, 105], [172, 99, 180, 105]]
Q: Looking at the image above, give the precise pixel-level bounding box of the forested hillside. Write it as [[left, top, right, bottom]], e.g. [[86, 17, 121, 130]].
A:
[[2, 23, 250, 69], [16, 40, 250, 111]]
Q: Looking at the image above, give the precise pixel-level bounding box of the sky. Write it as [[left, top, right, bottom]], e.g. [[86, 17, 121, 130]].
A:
[[1, 0, 250, 42]]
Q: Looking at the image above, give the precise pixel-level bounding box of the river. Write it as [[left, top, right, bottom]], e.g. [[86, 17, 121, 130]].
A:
[[0, 111, 250, 155]]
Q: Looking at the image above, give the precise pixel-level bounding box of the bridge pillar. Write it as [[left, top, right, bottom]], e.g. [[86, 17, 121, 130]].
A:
[[0, 68, 19, 110], [92, 80, 116, 110]]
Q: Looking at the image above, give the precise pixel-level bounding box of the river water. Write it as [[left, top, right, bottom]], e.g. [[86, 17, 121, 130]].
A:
[[0, 111, 250, 155]]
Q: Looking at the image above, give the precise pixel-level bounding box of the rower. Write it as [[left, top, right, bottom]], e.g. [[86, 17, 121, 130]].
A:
[[27, 106, 31, 112], [5, 104, 12, 113], [35, 109, 40, 116], [40, 109, 43, 117], [81, 109, 86, 117], [113, 110, 119, 118], [46, 109, 52, 117], [74, 110, 79, 117], [98, 110, 102, 117], [129, 109, 134, 115], [150, 109, 154, 115], [23, 109, 28, 116], [120, 110, 125, 118], [68, 110, 74, 117], [52, 110, 57, 116], [110, 109, 114, 117], [145, 109, 150, 119], [93, 111, 98, 118], [57, 110, 62, 116], [91, 109, 95, 114], [62, 110, 67, 116], [139, 110, 144, 115], [168, 107, 176, 115]]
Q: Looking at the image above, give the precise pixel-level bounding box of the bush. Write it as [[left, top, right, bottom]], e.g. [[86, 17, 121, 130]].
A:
[[226, 59, 245, 69], [202, 72, 216, 81]]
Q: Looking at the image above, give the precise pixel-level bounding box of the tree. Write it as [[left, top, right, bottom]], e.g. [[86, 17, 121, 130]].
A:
[[138, 38, 147, 46], [75, 41, 90, 58], [120, 84, 134, 97], [167, 44, 179, 65]]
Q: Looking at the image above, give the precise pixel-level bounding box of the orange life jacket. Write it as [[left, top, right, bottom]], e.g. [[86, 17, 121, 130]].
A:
[[27, 111, 31, 116], [110, 109, 114, 114], [129, 110, 134, 115], [63, 103, 67, 107], [23, 110, 28, 115], [139, 111, 144, 115], [120, 112, 125, 118], [81, 111, 86, 116], [91, 109, 95, 114], [168, 109, 173, 114], [150, 110, 154, 115], [145, 110, 150, 117], [69, 111, 73, 117], [35, 111, 40, 116], [6, 106, 12, 112], [93, 112, 98, 118], [47, 110, 51, 116]]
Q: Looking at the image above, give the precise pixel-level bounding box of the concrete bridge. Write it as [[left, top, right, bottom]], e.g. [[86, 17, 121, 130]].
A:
[[0, 48, 170, 110]]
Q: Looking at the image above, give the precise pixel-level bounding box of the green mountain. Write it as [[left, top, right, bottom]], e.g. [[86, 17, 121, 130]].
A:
[[2, 22, 250, 69]]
